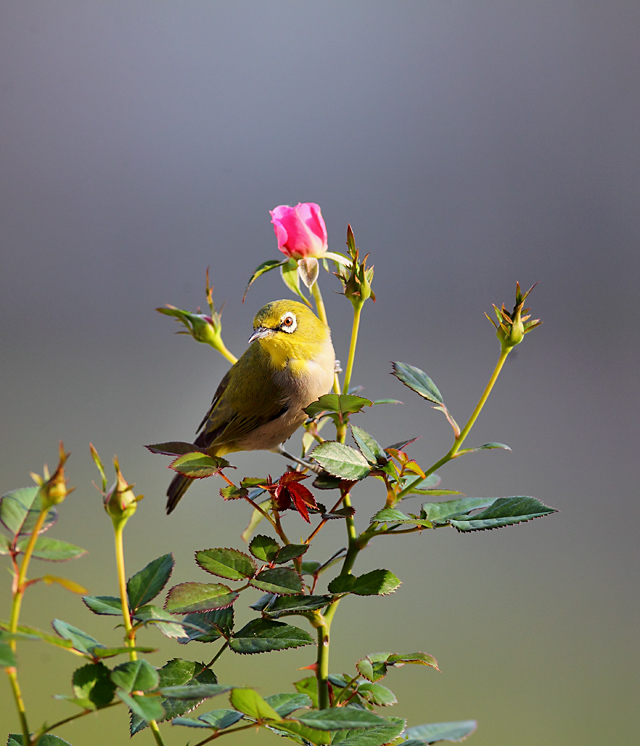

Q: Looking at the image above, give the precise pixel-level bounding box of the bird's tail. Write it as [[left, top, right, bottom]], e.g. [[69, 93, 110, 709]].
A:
[[166, 473, 194, 514]]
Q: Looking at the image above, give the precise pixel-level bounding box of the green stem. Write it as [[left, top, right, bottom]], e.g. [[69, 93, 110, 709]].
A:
[[315, 617, 332, 710], [113, 524, 166, 746], [398, 347, 511, 500], [213, 341, 237, 365], [341, 304, 362, 397], [311, 280, 341, 394]]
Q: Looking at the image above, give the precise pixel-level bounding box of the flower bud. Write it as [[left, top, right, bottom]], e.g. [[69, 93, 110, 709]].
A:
[[486, 282, 541, 353], [104, 458, 140, 527], [336, 225, 375, 310], [32, 443, 73, 509], [270, 203, 328, 260]]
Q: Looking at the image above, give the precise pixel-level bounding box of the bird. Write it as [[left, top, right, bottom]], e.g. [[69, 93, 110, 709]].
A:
[[166, 299, 335, 513]]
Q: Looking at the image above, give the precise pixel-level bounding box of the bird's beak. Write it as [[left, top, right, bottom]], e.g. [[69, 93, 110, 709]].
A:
[[248, 326, 274, 345]]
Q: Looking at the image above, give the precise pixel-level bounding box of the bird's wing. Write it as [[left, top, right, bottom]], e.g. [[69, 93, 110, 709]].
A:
[[194, 345, 289, 451]]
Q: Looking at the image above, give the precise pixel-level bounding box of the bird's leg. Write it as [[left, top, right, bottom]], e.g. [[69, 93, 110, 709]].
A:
[[274, 444, 323, 474]]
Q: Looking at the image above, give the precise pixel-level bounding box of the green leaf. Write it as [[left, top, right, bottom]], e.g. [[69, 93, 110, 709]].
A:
[[133, 605, 185, 639], [230, 688, 282, 721], [0, 486, 58, 537], [170, 452, 229, 479], [420, 498, 496, 524], [457, 442, 511, 455], [158, 683, 230, 699], [127, 553, 174, 611], [82, 595, 122, 616], [8, 736, 72, 746], [305, 394, 372, 421], [52, 620, 104, 656], [91, 645, 157, 659], [0, 641, 17, 666], [274, 543, 309, 564], [297, 707, 388, 731], [14, 536, 86, 561], [249, 534, 281, 562], [196, 547, 256, 581], [294, 676, 318, 708], [357, 682, 397, 706], [110, 659, 159, 693], [0, 621, 74, 652], [72, 662, 116, 709], [351, 425, 388, 466], [280, 257, 311, 303], [244, 259, 288, 301], [331, 716, 406, 745], [177, 608, 234, 644], [370, 508, 432, 528], [265, 692, 312, 717], [250, 567, 303, 595], [403, 720, 478, 743], [328, 569, 401, 596], [173, 709, 243, 729], [450, 496, 557, 531], [311, 442, 371, 480], [252, 594, 331, 619], [356, 651, 439, 683], [269, 720, 331, 745], [146, 441, 206, 457], [387, 651, 440, 670], [117, 690, 165, 723], [165, 582, 238, 613], [229, 619, 314, 654], [391, 362, 444, 405]]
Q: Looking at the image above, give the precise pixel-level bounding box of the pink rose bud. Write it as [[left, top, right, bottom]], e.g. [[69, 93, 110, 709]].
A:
[[270, 203, 328, 260]]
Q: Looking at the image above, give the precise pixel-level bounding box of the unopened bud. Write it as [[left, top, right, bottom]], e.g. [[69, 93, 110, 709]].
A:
[[33, 443, 73, 509], [104, 458, 140, 527], [486, 282, 541, 353]]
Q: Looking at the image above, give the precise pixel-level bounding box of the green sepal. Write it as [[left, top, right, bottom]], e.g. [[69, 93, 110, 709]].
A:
[[229, 619, 314, 654], [165, 582, 239, 613], [328, 569, 401, 596], [402, 720, 477, 743], [196, 547, 257, 580], [127, 553, 174, 611], [311, 442, 371, 481]]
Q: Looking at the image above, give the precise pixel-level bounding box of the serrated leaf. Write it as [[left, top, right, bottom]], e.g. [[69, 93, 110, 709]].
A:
[[165, 582, 238, 613], [457, 442, 511, 455], [111, 659, 159, 693], [351, 425, 388, 465], [170, 452, 229, 479], [0, 621, 74, 651], [173, 709, 243, 729], [117, 690, 165, 723], [250, 567, 303, 595], [244, 259, 287, 301], [265, 692, 312, 717], [449, 496, 557, 531], [254, 594, 331, 619], [82, 595, 122, 616], [357, 682, 397, 706], [0, 487, 57, 536], [305, 394, 372, 420], [370, 508, 432, 528], [421, 498, 496, 524], [274, 543, 309, 564], [15, 537, 86, 561], [177, 608, 234, 644], [158, 683, 229, 699], [294, 676, 318, 708], [196, 548, 256, 581], [133, 605, 185, 639], [269, 720, 331, 745], [328, 569, 401, 596], [330, 716, 406, 746], [387, 652, 439, 671], [230, 688, 283, 721], [8, 736, 72, 746], [52, 619, 104, 656], [311, 442, 371, 480], [127, 553, 174, 611], [391, 362, 444, 404], [229, 619, 314, 654], [146, 441, 206, 457], [403, 720, 478, 743], [297, 707, 388, 731], [72, 662, 116, 709], [91, 645, 157, 660], [249, 534, 281, 562]]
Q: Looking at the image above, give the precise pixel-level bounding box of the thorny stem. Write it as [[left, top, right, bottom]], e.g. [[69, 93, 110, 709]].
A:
[[398, 347, 512, 500]]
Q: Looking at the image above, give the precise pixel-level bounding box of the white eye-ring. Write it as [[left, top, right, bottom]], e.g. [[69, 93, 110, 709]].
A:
[[279, 312, 297, 333]]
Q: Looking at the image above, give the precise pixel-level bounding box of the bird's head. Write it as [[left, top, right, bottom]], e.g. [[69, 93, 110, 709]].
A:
[[249, 300, 331, 363]]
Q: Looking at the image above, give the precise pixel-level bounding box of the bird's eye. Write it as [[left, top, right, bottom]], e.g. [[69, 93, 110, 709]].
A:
[[280, 312, 297, 333]]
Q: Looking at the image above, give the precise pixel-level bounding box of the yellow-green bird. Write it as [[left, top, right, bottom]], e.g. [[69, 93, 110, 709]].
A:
[[166, 300, 335, 513]]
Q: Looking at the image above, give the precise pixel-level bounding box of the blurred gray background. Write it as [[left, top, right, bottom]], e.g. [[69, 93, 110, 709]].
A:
[[1, 2, 638, 744]]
